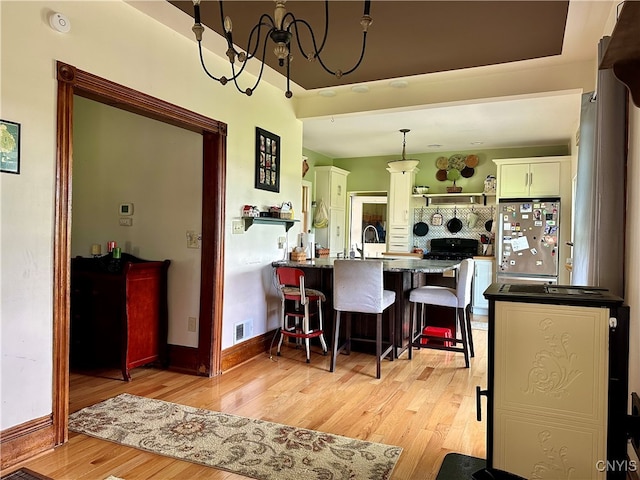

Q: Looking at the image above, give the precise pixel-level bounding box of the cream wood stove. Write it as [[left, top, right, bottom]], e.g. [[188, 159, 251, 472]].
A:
[[479, 284, 630, 480]]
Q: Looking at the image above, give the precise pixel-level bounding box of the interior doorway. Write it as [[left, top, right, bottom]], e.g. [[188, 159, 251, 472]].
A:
[[349, 194, 388, 258], [52, 61, 226, 446]]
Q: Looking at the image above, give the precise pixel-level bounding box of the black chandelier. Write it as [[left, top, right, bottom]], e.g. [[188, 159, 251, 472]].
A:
[[191, 0, 373, 98]]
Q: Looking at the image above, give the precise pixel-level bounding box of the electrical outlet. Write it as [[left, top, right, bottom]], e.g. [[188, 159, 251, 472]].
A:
[[232, 220, 244, 234], [278, 236, 286, 248], [188, 317, 197, 332], [186, 230, 201, 248]]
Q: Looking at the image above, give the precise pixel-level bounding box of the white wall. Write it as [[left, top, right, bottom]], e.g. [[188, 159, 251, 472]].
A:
[[71, 97, 203, 347], [0, 0, 302, 430]]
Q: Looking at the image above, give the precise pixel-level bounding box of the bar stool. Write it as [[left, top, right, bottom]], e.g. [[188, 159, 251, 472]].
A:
[[408, 258, 475, 367], [331, 259, 396, 379], [275, 267, 328, 363]]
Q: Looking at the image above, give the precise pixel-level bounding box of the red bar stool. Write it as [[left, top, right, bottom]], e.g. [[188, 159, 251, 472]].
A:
[[275, 267, 328, 363], [408, 259, 475, 367]]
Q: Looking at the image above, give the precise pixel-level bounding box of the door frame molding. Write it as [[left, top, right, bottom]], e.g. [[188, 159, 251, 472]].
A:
[[52, 61, 226, 445]]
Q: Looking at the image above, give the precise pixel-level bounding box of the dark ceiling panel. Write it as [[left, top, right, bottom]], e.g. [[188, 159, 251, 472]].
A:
[[169, 1, 569, 89]]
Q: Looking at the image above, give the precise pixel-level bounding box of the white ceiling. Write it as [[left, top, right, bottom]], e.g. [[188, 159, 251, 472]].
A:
[[302, 93, 584, 159]]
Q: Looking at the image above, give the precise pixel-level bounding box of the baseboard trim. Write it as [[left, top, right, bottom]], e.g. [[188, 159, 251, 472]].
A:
[[0, 415, 54, 470], [221, 330, 277, 371], [168, 330, 277, 375]]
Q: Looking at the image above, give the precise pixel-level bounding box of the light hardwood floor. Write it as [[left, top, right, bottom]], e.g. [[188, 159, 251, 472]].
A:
[[8, 327, 488, 479]]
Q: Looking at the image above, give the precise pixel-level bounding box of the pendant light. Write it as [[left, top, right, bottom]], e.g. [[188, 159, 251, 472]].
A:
[[387, 129, 419, 174]]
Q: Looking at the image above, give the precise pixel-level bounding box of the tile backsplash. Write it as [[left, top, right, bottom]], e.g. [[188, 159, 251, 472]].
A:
[[411, 205, 496, 253]]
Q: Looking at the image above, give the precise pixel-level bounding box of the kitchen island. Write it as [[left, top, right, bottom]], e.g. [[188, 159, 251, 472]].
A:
[[272, 257, 461, 358]]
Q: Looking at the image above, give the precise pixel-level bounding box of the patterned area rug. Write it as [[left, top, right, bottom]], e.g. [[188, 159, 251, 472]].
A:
[[69, 393, 402, 480], [0, 469, 52, 480]]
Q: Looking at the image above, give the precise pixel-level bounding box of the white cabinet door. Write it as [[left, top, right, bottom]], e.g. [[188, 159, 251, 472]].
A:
[[328, 208, 346, 255], [329, 170, 347, 208], [387, 170, 415, 252], [388, 171, 412, 227], [498, 163, 530, 197], [493, 301, 609, 479], [472, 259, 494, 315], [529, 161, 560, 196], [497, 161, 561, 198], [314, 166, 350, 254]]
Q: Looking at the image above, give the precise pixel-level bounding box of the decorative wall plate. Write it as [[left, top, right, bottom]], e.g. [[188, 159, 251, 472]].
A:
[[448, 154, 466, 171], [435, 156, 449, 169], [465, 154, 479, 167]]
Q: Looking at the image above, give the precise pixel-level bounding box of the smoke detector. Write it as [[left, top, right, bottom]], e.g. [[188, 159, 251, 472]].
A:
[[49, 12, 71, 33]]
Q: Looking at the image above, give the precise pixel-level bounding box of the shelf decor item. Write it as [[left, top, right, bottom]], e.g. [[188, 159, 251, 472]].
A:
[[0, 119, 20, 174], [255, 127, 280, 193], [446, 168, 463, 193]]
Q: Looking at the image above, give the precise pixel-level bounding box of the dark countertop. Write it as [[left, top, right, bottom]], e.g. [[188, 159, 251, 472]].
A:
[[272, 257, 461, 274], [484, 282, 624, 307]]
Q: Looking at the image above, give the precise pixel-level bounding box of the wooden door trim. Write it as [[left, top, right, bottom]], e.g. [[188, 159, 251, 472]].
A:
[[53, 61, 226, 446]]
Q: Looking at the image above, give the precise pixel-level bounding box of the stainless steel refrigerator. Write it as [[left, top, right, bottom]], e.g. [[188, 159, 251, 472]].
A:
[[496, 197, 560, 284]]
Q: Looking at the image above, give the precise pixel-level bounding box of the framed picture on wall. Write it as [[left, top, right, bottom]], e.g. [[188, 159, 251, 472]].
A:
[[0, 119, 20, 174], [255, 127, 280, 193]]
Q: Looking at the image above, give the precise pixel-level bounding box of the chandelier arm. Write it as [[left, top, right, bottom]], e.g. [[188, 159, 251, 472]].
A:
[[285, 53, 292, 98], [287, 18, 367, 77], [197, 42, 224, 82], [330, 31, 369, 76], [288, 18, 323, 62], [282, 0, 329, 58], [230, 30, 272, 96], [242, 16, 276, 62]]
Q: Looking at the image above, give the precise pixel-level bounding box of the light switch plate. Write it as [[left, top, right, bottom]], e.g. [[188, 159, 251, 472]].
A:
[[232, 220, 244, 234], [186, 230, 201, 248]]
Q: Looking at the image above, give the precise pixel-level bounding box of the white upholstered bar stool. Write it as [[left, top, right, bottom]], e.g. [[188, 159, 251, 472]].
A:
[[331, 259, 396, 379], [408, 258, 475, 368]]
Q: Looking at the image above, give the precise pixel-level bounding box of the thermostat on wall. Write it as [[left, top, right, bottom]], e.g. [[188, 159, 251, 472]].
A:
[[119, 203, 134, 216]]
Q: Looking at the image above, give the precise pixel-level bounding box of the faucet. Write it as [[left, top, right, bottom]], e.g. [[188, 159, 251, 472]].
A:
[[360, 224, 380, 259]]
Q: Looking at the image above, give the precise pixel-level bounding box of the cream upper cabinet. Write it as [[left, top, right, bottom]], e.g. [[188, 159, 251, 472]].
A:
[[314, 166, 350, 255], [387, 167, 417, 252], [494, 157, 569, 198]]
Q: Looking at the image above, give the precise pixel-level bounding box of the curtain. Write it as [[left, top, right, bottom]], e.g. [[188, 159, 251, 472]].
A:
[[572, 92, 597, 287], [572, 37, 627, 298]]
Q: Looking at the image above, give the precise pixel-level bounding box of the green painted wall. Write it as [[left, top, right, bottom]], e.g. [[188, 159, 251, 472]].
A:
[[306, 144, 570, 194]]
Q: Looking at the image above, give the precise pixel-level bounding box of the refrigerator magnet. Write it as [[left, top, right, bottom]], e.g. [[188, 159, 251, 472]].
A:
[[521, 203, 533, 213], [503, 222, 512, 230], [510, 260, 516, 265], [536, 260, 543, 266], [522, 214, 529, 219], [534, 221, 543, 227], [530, 248, 538, 255]]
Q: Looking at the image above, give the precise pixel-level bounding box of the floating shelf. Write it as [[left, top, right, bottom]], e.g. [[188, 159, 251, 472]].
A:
[[413, 192, 496, 206], [242, 217, 299, 232]]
